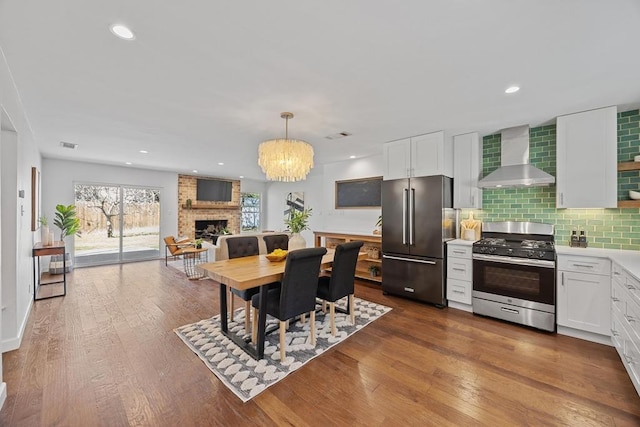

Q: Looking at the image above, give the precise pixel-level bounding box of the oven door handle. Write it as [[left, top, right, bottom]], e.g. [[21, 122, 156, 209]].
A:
[[472, 253, 555, 268]]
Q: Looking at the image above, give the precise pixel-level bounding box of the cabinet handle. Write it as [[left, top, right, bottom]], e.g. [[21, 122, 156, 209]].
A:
[[625, 314, 636, 323], [612, 297, 620, 302], [452, 267, 465, 272], [625, 355, 636, 365], [561, 272, 565, 286], [471, 195, 474, 206], [560, 193, 564, 205], [500, 307, 520, 315], [572, 263, 595, 269], [627, 285, 636, 291], [612, 329, 619, 337], [614, 271, 621, 276], [452, 250, 465, 255], [452, 289, 465, 294]]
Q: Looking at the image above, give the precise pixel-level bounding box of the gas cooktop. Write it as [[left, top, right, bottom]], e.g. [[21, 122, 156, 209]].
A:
[[472, 222, 556, 261]]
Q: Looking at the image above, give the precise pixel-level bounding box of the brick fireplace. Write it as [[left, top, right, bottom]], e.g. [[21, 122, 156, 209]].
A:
[[177, 174, 241, 239]]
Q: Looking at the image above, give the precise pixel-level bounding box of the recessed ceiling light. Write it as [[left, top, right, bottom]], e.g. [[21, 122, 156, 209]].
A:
[[349, 155, 356, 159], [505, 86, 520, 94], [218, 162, 224, 166], [125, 162, 132, 165], [192, 169, 198, 173], [239, 175, 244, 179], [110, 24, 135, 40], [139, 150, 148, 154]]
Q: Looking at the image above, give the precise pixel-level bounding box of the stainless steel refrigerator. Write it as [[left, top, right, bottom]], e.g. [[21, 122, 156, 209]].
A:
[[381, 175, 454, 306]]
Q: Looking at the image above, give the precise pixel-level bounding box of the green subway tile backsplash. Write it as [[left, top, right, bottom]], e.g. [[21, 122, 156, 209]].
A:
[[462, 109, 640, 251]]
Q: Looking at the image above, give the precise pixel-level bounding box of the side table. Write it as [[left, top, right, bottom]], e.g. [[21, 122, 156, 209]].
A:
[[33, 241, 66, 301], [183, 247, 209, 280]]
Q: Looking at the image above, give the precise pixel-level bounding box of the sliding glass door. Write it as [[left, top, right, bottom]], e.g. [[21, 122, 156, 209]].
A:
[[74, 184, 161, 267]]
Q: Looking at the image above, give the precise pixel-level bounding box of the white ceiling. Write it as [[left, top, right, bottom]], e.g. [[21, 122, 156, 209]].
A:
[[1, 1, 639, 181]]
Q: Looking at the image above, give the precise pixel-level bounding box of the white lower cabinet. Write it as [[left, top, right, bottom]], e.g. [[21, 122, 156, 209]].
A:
[[557, 255, 611, 336], [446, 242, 473, 310], [611, 262, 640, 395]]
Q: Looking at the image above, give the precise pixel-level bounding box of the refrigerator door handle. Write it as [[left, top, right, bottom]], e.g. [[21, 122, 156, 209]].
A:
[[409, 188, 415, 245], [402, 188, 408, 245], [383, 254, 437, 265]]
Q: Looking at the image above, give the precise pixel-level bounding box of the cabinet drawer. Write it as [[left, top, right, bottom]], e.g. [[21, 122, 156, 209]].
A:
[[447, 258, 472, 281], [447, 278, 471, 305], [557, 256, 610, 275], [612, 279, 626, 316], [447, 245, 472, 259]]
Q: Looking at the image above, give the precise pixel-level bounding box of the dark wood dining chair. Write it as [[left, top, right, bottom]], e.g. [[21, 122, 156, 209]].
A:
[[263, 234, 289, 253], [251, 247, 327, 362], [316, 241, 364, 336]]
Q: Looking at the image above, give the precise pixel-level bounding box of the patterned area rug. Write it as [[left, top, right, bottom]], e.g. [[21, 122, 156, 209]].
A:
[[174, 297, 391, 402]]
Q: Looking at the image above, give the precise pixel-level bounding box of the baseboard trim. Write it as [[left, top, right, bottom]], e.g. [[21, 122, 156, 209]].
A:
[[1, 298, 33, 353], [447, 301, 473, 313], [557, 325, 613, 346]]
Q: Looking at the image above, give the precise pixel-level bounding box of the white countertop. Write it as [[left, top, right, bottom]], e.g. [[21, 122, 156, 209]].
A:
[[447, 239, 476, 246], [556, 245, 640, 281]]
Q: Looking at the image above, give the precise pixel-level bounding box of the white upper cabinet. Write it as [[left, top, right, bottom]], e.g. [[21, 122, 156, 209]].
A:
[[453, 132, 482, 209], [556, 106, 617, 208], [383, 131, 453, 180], [382, 138, 411, 180]]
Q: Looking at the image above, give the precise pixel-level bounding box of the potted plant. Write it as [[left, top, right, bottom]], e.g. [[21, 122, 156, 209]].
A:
[[53, 204, 81, 241], [195, 238, 203, 249], [284, 208, 312, 250], [186, 198, 193, 209], [374, 214, 382, 235], [368, 265, 380, 277]]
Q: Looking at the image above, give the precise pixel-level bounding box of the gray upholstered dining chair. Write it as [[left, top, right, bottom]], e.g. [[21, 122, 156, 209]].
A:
[[263, 234, 289, 253], [316, 240, 363, 336], [251, 247, 327, 362]]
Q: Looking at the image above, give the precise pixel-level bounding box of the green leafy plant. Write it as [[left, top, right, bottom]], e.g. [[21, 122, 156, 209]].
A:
[[38, 216, 48, 226], [53, 204, 81, 239], [368, 265, 380, 276], [195, 238, 203, 248], [284, 208, 312, 234]]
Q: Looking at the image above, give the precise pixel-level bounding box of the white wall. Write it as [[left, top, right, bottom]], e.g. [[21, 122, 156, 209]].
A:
[[0, 46, 42, 408], [42, 159, 179, 255], [263, 154, 384, 246]]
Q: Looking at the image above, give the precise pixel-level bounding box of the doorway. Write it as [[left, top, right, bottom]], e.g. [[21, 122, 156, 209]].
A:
[[74, 184, 161, 266]]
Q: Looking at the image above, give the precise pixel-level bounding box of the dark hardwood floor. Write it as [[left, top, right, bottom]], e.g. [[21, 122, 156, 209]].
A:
[[1, 260, 639, 426]]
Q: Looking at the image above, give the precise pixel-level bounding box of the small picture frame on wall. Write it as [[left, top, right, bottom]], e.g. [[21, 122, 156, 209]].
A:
[[31, 166, 40, 231]]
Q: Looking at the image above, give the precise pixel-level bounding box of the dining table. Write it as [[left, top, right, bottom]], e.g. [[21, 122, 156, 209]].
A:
[[198, 248, 338, 360]]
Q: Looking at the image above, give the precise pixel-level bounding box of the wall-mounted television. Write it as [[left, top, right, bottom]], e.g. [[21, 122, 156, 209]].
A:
[[196, 179, 232, 202]]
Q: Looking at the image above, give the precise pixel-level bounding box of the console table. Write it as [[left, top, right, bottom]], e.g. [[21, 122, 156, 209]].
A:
[[32, 241, 67, 301], [313, 231, 382, 283]]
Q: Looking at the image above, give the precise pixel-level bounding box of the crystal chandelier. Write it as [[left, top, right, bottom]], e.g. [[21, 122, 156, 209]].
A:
[[258, 112, 314, 182]]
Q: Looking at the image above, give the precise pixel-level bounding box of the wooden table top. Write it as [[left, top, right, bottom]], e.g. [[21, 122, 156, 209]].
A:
[[199, 248, 336, 291]]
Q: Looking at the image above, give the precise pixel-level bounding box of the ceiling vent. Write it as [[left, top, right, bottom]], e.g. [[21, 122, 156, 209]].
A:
[[325, 132, 352, 140], [60, 141, 78, 150]]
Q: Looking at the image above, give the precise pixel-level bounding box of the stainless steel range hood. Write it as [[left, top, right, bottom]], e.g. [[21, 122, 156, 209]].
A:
[[478, 125, 555, 188]]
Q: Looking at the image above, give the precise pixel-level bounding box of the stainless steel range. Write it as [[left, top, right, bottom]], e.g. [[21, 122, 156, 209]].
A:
[[472, 221, 556, 332]]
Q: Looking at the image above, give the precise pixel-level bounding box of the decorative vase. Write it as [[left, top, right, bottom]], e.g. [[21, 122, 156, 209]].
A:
[[41, 225, 50, 246], [288, 233, 306, 251]]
